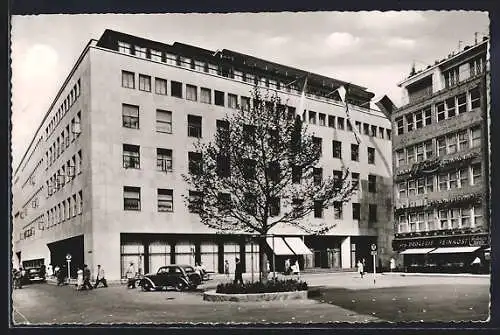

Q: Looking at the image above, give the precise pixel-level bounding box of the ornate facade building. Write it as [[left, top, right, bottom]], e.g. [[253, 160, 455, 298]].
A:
[[391, 36, 490, 273]]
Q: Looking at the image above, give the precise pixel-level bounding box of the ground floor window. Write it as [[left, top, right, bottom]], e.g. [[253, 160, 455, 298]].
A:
[[223, 242, 240, 274], [148, 241, 170, 273], [120, 243, 144, 278], [200, 242, 218, 273], [174, 241, 196, 266], [244, 242, 260, 274]]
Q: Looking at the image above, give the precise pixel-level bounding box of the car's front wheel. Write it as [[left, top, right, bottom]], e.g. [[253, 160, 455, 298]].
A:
[[174, 281, 186, 292], [141, 280, 153, 292]]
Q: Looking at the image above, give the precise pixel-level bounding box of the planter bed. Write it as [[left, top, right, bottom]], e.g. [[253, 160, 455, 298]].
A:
[[203, 289, 308, 302]]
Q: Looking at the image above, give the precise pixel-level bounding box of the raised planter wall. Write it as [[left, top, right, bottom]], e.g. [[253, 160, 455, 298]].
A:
[[203, 290, 308, 302]]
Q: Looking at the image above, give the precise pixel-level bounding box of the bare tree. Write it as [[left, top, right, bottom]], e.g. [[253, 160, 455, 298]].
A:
[[183, 87, 356, 282]]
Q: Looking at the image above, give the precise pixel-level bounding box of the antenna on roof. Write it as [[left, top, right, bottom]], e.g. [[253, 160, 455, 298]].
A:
[[458, 40, 463, 52], [474, 32, 478, 44]]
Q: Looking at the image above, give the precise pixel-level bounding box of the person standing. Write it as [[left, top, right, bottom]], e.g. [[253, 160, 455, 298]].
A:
[[362, 258, 366, 275], [357, 260, 364, 279], [126, 262, 136, 288], [82, 264, 93, 290], [76, 267, 84, 290], [224, 260, 230, 279], [94, 264, 108, 288], [284, 258, 290, 275], [390, 258, 396, 272], [234, 257, 243, 284]]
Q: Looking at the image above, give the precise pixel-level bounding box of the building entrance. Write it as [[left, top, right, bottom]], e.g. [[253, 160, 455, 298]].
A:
[[47, 235, 84, 278]]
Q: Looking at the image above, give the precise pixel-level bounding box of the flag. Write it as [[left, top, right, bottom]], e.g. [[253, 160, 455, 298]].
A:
[[298, 75, 308, 119], [338, 84, 362, 144], [337, 85, 347, 103]]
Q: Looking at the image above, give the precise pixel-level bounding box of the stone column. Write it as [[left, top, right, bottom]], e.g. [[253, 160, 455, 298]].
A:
[[341, 236, 351, 269]]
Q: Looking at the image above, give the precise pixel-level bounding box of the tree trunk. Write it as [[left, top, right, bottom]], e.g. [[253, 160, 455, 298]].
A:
[[259, 235, 269, 283]]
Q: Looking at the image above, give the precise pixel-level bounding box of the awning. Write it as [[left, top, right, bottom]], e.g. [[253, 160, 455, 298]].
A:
[[400, 248, 436, 255], [266, 237, 294, 255], [284, 237, 313, 255], [429, 246, 481, 254]]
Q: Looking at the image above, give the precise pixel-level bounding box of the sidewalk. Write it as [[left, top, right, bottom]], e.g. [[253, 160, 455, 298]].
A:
[[381, 272, 490, 278]]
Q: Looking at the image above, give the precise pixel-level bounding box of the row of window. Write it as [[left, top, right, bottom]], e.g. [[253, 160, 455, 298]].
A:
[[395, 87, 481, 135], [45, 190, 83, 228], [395, 125, 481, 167], [397, 203, 483, 233], [443, 56, 486, 89], [20, 214, 44, 240], [122, 186, 378, 222], [397, 163, 482, 198], [46, 151, 82, 197], [45, 79, 81, 139], [45, 111, 81, 170]]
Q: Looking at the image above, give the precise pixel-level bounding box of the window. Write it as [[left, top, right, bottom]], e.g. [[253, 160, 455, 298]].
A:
[[459, 167, 469, 187], [312, 137, 322, 156], [378, 127, 385, 139], [424, 107, 432, 125], [472, 163, 482, 185], [450, 208, 460, 229], [214, 90, 225, 106], [156, 189, 174, 212], [355, 121, 362, 133], [425, 140, 433, 159], [319, 113, 326, 126], [447, 133, 457, 154], [347, 120, 353, 131], [444, 68, 459, 88], [417, 212, 425, 231], [370, 125, 377, 137], [332, 170, 343, 189], [72, 195, 77, 217], [471, 126, 481, 147], [398, 215, 408, 233], [473, 203, 483, 227], [188, 191, 203, 213], [186, 84, 197, 101], [156, 110, 172, 133], [134, 46, 147, 58], [396, 150, 405, 167], [243, 193, 257, 215], [446, 97, 456, 118], [368, 147, 375, 164], [242, 159, 256, 179], [458, 129, 469, 151], [228, 94, 238, 109], [122, 71, 135, 89], [332, 140, 342, 159], [352, 172, 360, 190], [449, 171, 458, 189], [436, 102, 445, 122], [241, 96, 250, 111], [337, 117, 345, 130], [199, 87, 211, 104], [426, 211, 435, 231], [438, 173, 448, 191], [417, 178, 425, 194], [369, 204, 377, 223], [157, 148, 173, 171], [416, 143, 424, 162], [398, 182, 407, 198], [408, 180, 416, 196], [122, 104, 139, 129], [425, 176, 434, 193], [415, 111, 423, 129], [123, 144, 140, 169], [363, 123, 370, 135], [118, 41, 132, 54], [313, 167, 323, 186], [287, 106, 296, 119], [409, 213, 417, 232], [333, 202, 343, 219], [308, 111, 316, 124], [328, 115, 336, 128], [406, 114, 414, 132], [292, 165, 302, 183], [368, 174, 376, 192], [457, 93, 467, 114], [217, 193, 231, 212], [171, 81, 182, 98], [470, 87, 481, 109], [351, 144, 359, 161], [187, 115, 202, 138], [396, 117, 404, 135], [269, 197, 280, 217], [313, 201, 323, 218], [124, 186, 141, 211], [138, 74, 151, 92], [352, 203, 360, 220], [461, 207, 471, 228], [437, 136, 446, 156], [150, 49, 162, 62], [188, 152, 203, 175], [216, 119, 230, 147], [217, 154, 231, 177], [243, 125, 256, 144]]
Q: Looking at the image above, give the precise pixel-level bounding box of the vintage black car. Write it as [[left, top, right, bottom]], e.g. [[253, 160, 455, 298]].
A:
[[27, 267, 46, 283], [139, 265, 202, 291]]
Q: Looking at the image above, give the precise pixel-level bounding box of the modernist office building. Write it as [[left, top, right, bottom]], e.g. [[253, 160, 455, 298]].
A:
[[12, 29, 393, 280], [391, 36, 490, 272]]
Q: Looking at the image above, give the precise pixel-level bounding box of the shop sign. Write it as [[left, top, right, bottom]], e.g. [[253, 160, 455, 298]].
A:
[[393, 234, 488, 251]]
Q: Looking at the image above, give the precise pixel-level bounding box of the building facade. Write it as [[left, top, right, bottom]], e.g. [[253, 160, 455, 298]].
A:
[[12, 30, 393, 280], [391, 37, 490, 273]]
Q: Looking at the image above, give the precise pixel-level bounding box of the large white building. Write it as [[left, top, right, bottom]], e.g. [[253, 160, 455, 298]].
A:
[[12, 30, 393, 280]]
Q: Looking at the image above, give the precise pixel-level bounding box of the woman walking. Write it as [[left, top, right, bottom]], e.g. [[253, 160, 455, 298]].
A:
[[357, 260, 364, 279]]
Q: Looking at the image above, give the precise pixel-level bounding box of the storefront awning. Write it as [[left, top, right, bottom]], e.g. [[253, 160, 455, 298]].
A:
[[400, 248, 436, 255], [284, 237, 313, 255], [429, 246, 481, 254], [266, 237, 294, 255]]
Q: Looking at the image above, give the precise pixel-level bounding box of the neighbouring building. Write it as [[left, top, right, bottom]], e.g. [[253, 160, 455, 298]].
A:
[[12, 29, 393, 281], [391, 36, 490, 273]]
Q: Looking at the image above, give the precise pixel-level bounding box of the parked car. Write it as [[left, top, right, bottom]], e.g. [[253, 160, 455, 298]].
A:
[[27, 267, 46, 283], [139, 265, 202, 292]]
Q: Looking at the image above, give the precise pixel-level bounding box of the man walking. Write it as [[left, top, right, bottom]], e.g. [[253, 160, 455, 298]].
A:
[[126, 262, 136, 289], [82, 264, 93, 290], [94, 264, 108, 288], [234, 257, 243, 284]]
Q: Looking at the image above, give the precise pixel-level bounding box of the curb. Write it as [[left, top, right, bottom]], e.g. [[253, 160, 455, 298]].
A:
[[203, 289, 308, 302], [381, 272, 490, 278]]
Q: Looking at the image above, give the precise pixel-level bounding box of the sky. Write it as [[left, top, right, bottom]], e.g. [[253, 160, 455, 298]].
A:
[[11, 11, 489, 170]]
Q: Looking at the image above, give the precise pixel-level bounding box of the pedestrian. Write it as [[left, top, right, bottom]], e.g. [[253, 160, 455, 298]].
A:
[[76, 267, 84, 290], [362, 258, 366, 275], [82, 264, 93, 290], [13, 268, 22, 289], [126, 262, 136, 288], [471, 256, 481, 274], [292, 260, 300, 280], [357, 260, 364, 279], [224, 260, 230, 279], [56, 265, 65, 286], [40, 264, 46, 280], [266, 260, 271, 278], [47, 264, 53, 278], [200, 262, 207, 278], [284, 258, 290, 275], [234, 257, 243, 285], [390, 258, 396, 272], [94, 265, 108, 288]]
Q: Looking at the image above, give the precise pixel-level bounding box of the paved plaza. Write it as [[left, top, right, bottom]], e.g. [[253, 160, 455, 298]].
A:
[[11, 272, 490, 325]]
